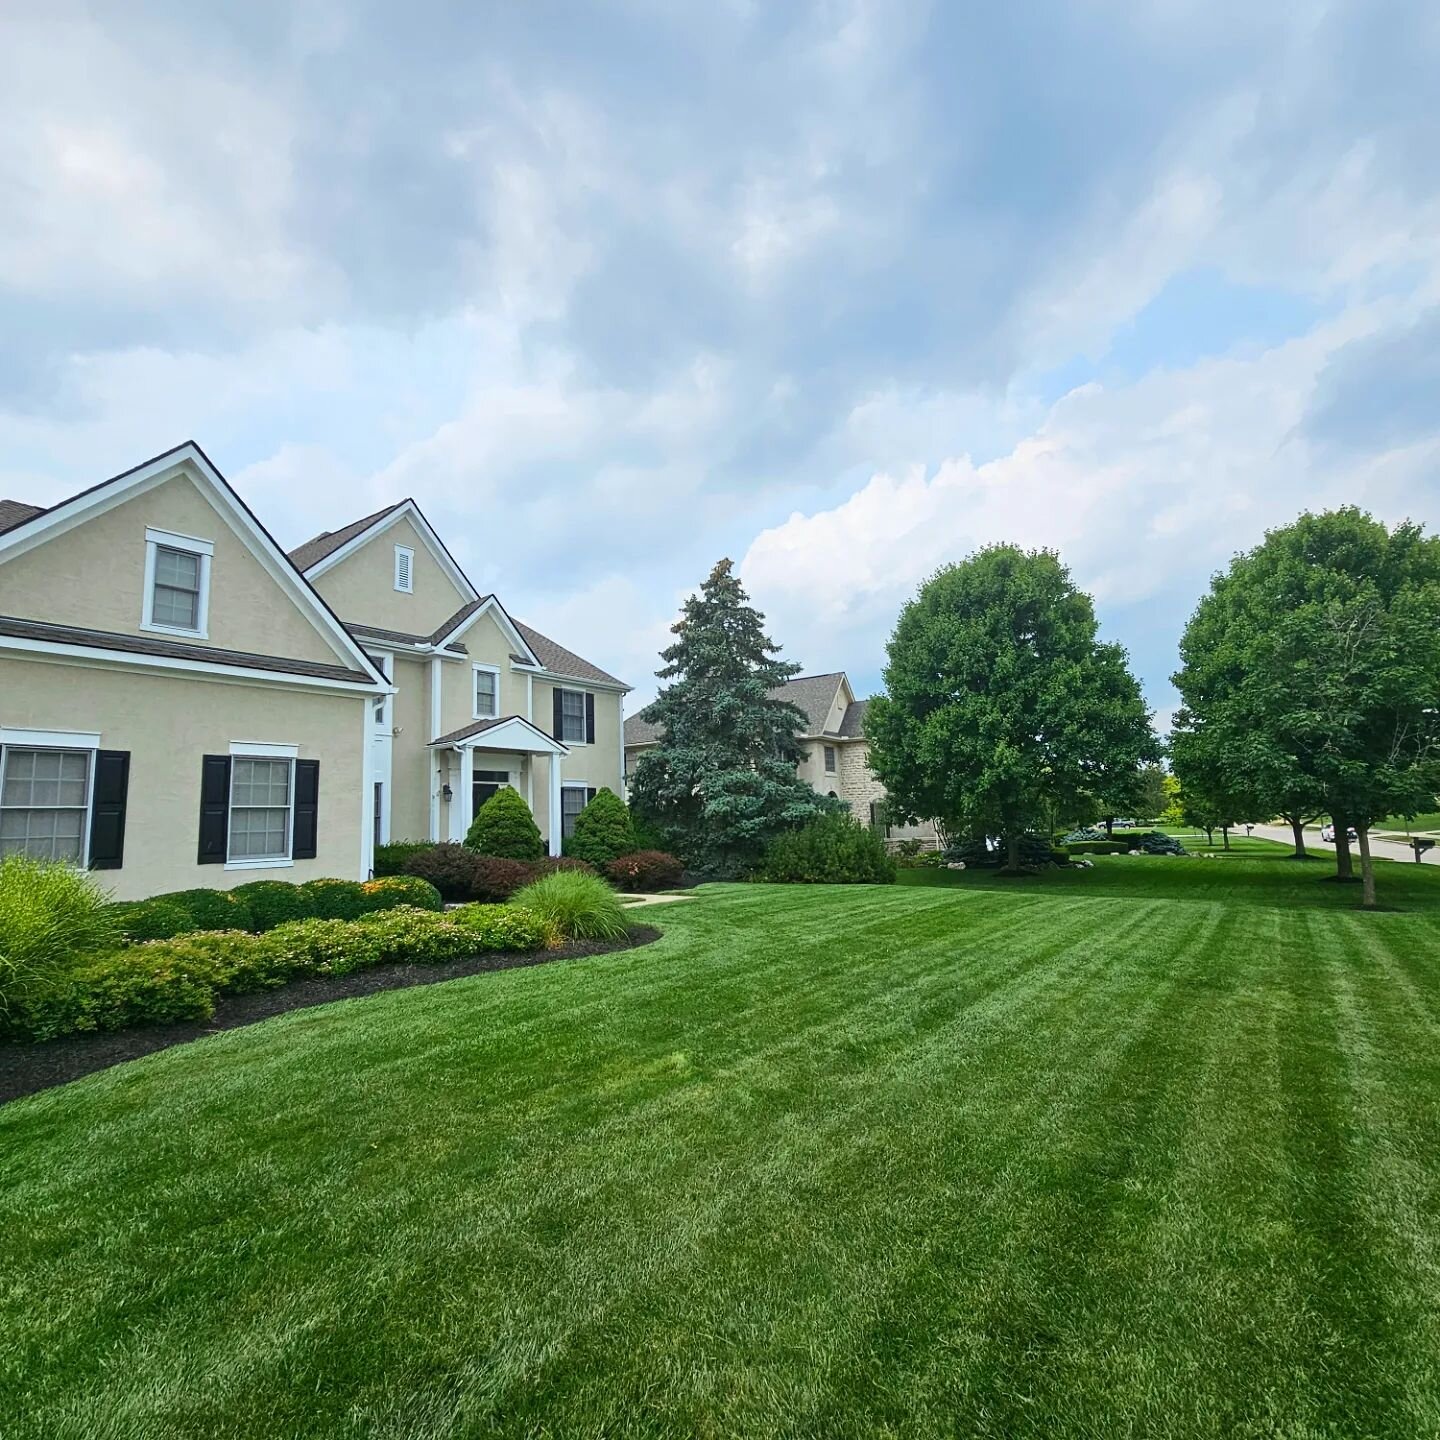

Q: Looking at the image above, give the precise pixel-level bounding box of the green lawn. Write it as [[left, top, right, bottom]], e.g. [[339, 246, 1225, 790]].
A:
[[5, 857, 1440, 1438], [1375, 811, 1440, 833]]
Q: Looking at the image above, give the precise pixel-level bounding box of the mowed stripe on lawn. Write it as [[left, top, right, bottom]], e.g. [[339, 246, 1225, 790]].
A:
[[3, 873, 1440, 1438]]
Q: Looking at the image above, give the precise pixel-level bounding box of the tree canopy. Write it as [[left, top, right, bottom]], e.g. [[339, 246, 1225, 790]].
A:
[[865, 545, 1158, 870], [628, 559, 834, 874], [1172, 507, 1440, 906]]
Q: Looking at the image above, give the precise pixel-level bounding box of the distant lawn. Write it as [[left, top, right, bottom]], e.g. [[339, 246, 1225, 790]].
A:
[[6, 862, 1440, 1437], [1154, 826, 1297, 857], [1376, 811, 1440, 833]]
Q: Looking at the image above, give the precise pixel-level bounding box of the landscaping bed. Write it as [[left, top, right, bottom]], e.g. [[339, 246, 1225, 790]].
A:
[[0, 923, 660, 1105]]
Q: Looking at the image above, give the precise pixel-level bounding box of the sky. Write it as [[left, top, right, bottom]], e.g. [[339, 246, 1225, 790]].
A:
[[2, 1, 1438, 729]]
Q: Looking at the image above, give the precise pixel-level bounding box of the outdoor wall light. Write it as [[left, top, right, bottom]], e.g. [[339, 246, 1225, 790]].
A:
[[442, 784, 453, 801]]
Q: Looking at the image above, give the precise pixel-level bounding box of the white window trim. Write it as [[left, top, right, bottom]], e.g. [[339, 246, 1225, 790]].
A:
[[473, 663, 501, 721], [394, 544, 415, 594], [141, 526, 213, 639], [557, 687, 589, 746], [0, 728, 101, 866], [224, 740, 297, 870], [370, 652, 394, 728]]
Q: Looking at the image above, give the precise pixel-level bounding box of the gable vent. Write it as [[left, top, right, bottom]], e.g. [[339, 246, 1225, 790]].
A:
[[394, 545, 414, 594]]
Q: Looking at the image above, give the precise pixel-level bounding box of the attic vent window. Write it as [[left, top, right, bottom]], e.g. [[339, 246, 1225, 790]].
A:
[[394, 545, 414, 594]]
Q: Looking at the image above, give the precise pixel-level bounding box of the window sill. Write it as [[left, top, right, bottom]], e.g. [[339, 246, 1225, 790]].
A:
[[140, 620, 209, 640], [223, 857, 295, 872]]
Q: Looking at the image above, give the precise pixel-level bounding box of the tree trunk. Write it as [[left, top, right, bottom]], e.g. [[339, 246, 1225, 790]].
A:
[[1204, 826, 1214, 846], [1288, 816, 1307, 859], [1356, 826, 1377, 909], [1333, 810, 1355, 881], [1004, 830, 1021, 873], [1104, 816, 1114, 837], [1222, 824, 1231, 851]]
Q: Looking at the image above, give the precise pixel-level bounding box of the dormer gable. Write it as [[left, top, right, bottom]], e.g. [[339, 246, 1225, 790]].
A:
[[293, 499, 478, 636]]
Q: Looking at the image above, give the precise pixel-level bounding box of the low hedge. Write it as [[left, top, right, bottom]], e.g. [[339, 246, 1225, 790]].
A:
[[604, 850, 685, 891], [760, 815, 896, 885], [113, 875, 442, 942], [374, 840, 435, 877], [15, 903, 554, 1042]]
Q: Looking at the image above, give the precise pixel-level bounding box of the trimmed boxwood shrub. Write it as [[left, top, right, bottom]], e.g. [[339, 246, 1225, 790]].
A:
[[565, 788, 637, 864], [464, 786, 544, 860], [229, 880, 310, 931], [112, 896, 197, 943], [373, 840, 435, 877], [297, 878, 368, 921], [359, 875, 443, 912], [604, 850, 684, 891]]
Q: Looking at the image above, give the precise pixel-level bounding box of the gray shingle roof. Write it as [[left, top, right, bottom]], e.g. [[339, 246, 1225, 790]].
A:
[[838, 699, 869, 737], [288, 502, 406, 571], [514, 621, 626, 687], [0, 614, 376, 684], [345, 599, 483, 655], [0, 500, 44, 535], [624, 672, 852, 747]]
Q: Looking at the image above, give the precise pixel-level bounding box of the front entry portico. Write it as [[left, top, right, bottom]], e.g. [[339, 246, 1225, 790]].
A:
[[428, 715, 570, 856]]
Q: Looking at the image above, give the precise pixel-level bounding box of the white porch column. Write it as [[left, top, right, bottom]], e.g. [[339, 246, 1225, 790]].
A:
[[449, 747, 473, 842], [548, 753, 562, 856], [428, 657, 443, 841]]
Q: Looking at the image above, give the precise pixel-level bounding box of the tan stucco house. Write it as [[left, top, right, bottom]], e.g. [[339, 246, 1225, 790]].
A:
[[623, 670, 940, 849], [0, 442, 629, 900]]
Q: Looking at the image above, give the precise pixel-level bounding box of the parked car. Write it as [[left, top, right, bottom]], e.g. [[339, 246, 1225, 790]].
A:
[[1320, 822, 1358, 843]]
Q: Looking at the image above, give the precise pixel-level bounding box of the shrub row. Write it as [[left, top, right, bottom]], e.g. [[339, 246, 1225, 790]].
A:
[[401, 844, 683, 900], [12, 903, 553, 1042], [1065, 840, 1130, 855], [759, 815, 896, 884], [112, 876, 442, 942]]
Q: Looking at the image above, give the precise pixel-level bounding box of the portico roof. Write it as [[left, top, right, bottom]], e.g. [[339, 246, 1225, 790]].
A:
[[427, 714, 569, 755]]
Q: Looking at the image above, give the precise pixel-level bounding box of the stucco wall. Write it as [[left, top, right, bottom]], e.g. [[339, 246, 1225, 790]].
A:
[[0, 653, 366, 900], [0, 471, 342, 667], [307, 515, 469, 636]]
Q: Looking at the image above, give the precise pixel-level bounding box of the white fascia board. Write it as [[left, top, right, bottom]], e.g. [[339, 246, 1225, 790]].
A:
[[443, 596, 541, 668], [0, 634, 387, 695]]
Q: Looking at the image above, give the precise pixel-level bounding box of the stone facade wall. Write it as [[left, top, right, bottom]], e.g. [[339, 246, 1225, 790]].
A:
[[832, 738, 940, 847]]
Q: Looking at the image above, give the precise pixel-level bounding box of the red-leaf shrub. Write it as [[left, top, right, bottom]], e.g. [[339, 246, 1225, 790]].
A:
[[604, 850, 684, 891], [469, 856, 539, 902]]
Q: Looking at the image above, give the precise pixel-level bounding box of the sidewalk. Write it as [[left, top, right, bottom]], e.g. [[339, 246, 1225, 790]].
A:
[[1249, 824, 1439, 866]]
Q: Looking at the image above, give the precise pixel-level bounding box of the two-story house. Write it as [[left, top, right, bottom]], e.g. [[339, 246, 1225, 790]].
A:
[[0, 442, 628, 900], [623, 671, 939, 850]]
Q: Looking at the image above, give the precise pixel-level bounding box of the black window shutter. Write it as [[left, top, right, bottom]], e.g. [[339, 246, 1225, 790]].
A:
[[553, 688, 564, 740], [584, 692, 595, 745], [293, 760, 320, 860], [197, 755, 231, 864], [587, 787, 597, 805], [88, 750, 130, 870]]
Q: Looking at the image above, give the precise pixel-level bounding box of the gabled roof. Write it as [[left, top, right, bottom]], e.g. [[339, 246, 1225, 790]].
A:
[[288, 502, 406, 571], [514, 621, 627, 688], [0, 441, 387, 689], [624, 671, 855, 747], [838, 699, 869, 737], [428, 714, 568, 754], [0, 500, 43, 535], [289, 497, 479, 604]]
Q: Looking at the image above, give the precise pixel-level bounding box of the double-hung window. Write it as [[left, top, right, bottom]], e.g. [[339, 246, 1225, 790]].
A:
[[561, 785, 594, 840], [473, 665, 500, 720], [0, 744, 92, 861], [558, 688, 587, 743], [229, 756, 294, 862], [142, 527, 212, 638]]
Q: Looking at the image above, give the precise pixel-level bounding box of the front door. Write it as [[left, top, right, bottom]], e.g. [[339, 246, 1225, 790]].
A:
[[473, 770, 510, 816]]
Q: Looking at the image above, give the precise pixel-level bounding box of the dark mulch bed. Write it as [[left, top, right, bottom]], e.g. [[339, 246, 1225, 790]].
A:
[[0, 924, 661, 1107]]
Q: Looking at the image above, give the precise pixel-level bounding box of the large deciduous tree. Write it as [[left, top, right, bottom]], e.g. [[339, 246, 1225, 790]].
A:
[[1173, 508, 1440, 907], [865, 545, 1158, 872], [628, 559, 834, 875]]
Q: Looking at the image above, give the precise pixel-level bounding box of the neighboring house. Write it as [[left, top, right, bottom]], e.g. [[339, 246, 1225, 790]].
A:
[[623, 670, 940, 849], [0, 442, 629, 900]]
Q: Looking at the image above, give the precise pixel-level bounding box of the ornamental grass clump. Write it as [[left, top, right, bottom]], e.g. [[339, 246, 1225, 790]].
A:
[[0, 855, 120, 1021], [509, 870, 630, 942]]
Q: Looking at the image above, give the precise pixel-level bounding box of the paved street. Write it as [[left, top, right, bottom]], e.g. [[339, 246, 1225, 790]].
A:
[[1249, 824, 1439, 867]]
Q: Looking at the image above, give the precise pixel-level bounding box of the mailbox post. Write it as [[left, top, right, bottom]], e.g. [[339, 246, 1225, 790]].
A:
[[1410, 838, 1435, 864]]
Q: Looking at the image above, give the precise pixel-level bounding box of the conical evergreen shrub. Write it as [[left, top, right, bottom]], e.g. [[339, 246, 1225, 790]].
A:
[[464, 785, 544, 860], [566, 788, 638, 863]]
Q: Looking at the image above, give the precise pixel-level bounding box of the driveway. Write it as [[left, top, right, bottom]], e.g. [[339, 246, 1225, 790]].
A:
[[1249, 823, 1439, 867]]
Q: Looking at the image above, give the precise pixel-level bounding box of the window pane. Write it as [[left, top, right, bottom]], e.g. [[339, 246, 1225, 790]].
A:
[[153, 584, 199, 629], [229, 758, 292, 860], [560, 690, 586, 742], [561, 787, 587, 839], [155, 547, 199, 588], [475, 671, 497, 716]]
